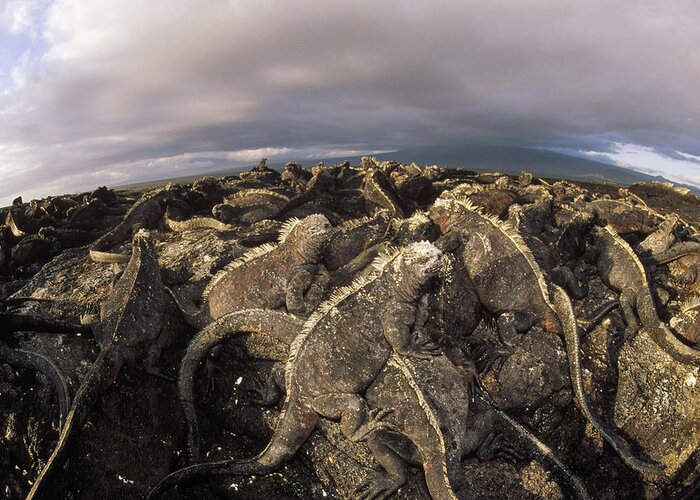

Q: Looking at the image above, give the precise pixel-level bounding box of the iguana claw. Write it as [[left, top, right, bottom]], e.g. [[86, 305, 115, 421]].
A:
[[354, 473, 404, 500], [349, 408, 396, 442]]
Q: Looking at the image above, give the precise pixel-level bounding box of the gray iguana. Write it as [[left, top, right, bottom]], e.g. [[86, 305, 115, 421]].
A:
[[147, 241, 445, 498], [27, 232, 174, 499], [646, 240, 700, 285], [588, 224, 700, 364], [168, 214, 332, 329], [89, 187, 174, 263], [428, 197, 664, 475]]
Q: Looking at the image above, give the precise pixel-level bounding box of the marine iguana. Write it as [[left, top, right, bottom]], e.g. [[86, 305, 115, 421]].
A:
[[89, 187, 174, 263], [588, 224, 700, 365], [428, 197, 664, 475], [218, 188, 291, 224], [580, 198, 662, 236], [174, 305, 589, 499], [323, 211, 393, 272], [27, 232, 174, 499], [646, 240, 700, 285], [148, 242, 444, 498], [637, 214, 679, 256], [362, 168, 409, 218], [168, 214, 332, 328], [163, 209, 237, 232]]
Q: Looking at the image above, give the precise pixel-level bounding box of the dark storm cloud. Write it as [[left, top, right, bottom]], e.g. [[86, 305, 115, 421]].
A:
[[1, 0, 700, 203]]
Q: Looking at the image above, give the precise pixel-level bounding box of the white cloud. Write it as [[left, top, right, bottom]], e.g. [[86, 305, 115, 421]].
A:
[[1, 0, 700, 203], [0, 0, 47, 36], [588, 143, 700, 188]]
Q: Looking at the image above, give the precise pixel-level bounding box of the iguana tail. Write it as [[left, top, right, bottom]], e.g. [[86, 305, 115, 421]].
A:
[[550, 284, 666, 475], [164, 287, 208, 329], [164, 213, 236, 232], [636, 292, 700, 365], [148, 394, 318, 499], [577, 300, 619, 334], [648, 241, 700, 265], [0, 345, 71, 428], [477, 389, 590, 500], [179, 309, 304, 461], [0, 313, 91, 337], [88, 222, 130, 263], [27, 349, 118, 500]]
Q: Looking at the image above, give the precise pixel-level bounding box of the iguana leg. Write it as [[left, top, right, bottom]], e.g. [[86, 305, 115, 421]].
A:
[[286, 269, 314, 313], [356, 429, 412, 500], [619, 288, 640, 339], [382, 305, 442, 359], [310, 393, 395, 443], [677, 263, 699, 285], [552, 265, 588, 300], [143, 312, 176, 382], [250, 362, 285, 406]]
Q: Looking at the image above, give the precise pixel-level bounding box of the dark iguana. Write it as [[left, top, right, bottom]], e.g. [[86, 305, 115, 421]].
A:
[[27, 232, 174, 499], [428, 196, 664, 475], [588, 224, 700, 364], [148, 242, 445, 498], [168, 214, 332, 328], [646, 240, 700, 285], [89, 187, 174, 263]]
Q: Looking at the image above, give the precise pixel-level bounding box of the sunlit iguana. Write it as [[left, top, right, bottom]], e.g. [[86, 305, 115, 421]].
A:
[[167, 214, 333, 329], [588, 224, 700, 365], [27, 232, 174, 499], [147, 242, 445, 498], [646, 240, 700, 285], [428, 196, 664, 475]]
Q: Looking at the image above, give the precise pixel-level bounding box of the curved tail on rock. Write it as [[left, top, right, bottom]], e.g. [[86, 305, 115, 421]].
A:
[[147, 459, 265, 500], [478, 388, 590, 500], [636, 292, 700, 365], [550, 284, 666, 476], [27, 349, 117, 500], [88, 222, 130, 263], [179, 309, 304, 461], [164, 213, 237, 232], [0, 345, 71, 427]]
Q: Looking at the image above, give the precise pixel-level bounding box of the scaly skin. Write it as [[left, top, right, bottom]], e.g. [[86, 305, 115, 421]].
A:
[[148, 242, 444, 498], [591, 225, 700, 365], [27, 232, 172, 499], [89, 187, 173, 263], [647, 241, 700, 285], [163, 211, 236, 232], [429, 197, 665, 475], [169, 214, 333, 328]]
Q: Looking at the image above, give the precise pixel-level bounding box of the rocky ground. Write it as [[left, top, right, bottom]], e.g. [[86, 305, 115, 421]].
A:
[[1, 159, 699, 499]]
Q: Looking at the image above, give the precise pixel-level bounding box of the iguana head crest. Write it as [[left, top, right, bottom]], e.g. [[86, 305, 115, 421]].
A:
[[392, 212, 438, 245]]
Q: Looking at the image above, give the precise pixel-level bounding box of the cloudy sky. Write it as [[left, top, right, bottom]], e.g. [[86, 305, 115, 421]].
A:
[[1, 0, 700, 205]]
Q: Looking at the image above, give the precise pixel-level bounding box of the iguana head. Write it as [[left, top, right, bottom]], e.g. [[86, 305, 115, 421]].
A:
[[289, 214, 332, 262], [393, 241, 443, 300], [428, 197, 466, 234], [391, 212, 440, 246]]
